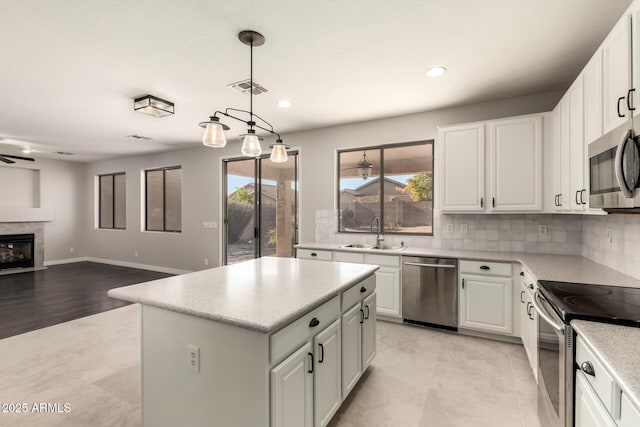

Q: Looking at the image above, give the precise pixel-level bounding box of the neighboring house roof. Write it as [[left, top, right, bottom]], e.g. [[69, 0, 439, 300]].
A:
[[340, 176, 406, 195]]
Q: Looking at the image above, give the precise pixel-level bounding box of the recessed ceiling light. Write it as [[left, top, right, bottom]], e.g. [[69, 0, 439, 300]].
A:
[[426, 66, 447, 77], [278, 100, 291, 108], [22, 148, 33, 154]]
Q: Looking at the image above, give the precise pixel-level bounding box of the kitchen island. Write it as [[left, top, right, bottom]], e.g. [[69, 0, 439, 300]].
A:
[[108, 257, 378, 427]]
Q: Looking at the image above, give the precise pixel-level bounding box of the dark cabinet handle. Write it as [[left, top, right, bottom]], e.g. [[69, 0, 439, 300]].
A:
[[310, 252, 317, 257], [309, 317, 320, 328], [520, 290, 525, 303], [558, 193, 562, 206], [492, 197, 496, 208], [308, 352, 314, 373], [580, 189, 586, 205], [581, 361, 595, 377], [364, 305, 370, 319], [318, 343, 324, 363], [360, 286, 367, 293], [527, 303, 534, 320], [519, 271, 525, 276], [359, 309, 365, 324], [462, 278, 465, 289], [618, 96, 626, 118], [480, 197, 484, 208], [480, 265, 490, 270], [628, 88, 636, 111]]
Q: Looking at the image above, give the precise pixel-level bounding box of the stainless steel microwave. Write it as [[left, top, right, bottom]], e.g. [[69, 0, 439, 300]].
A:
[[588, 122, 640, 210]]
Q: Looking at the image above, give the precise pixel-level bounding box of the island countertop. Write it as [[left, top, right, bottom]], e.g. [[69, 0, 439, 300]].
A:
[[108, 257, 379, 333]]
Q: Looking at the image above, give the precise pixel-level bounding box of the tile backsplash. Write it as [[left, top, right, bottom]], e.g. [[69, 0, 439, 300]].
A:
[[582, 214, 640, 280], [315, 209, 583, 255]]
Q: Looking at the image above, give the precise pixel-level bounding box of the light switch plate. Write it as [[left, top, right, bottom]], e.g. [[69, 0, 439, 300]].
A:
[[538, 225, 548, 236]]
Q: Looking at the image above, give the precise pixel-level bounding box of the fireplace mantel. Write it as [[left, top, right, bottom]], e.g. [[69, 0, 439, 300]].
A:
[[0, 208, 53, 223]]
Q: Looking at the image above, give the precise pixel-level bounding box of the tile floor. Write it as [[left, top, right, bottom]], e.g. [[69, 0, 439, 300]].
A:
[[0, 305, 540, 427]]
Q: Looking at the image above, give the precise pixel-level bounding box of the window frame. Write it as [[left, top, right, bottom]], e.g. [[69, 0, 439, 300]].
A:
[[144, 165, 182, 233], [336, 140, 434, 236], [98, 172, 126, 230]]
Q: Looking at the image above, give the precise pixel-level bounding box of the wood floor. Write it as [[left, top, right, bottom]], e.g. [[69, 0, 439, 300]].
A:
[[0, 262, 171, 339]]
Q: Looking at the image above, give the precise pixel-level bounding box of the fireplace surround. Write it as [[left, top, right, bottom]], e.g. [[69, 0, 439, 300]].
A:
[[0, 234, 35, 270]]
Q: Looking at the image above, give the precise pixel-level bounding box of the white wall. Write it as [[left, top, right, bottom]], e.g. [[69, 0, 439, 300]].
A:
[[0, 158, 87, 262], [0, 166, 39, 207]]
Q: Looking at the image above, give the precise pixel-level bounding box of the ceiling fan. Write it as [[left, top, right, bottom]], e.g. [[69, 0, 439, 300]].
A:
[[0, 154, 35, 164]]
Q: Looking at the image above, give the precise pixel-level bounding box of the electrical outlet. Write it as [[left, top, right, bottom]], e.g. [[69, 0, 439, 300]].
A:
[[133, 250, 139, 257], [446, 224, 454, 234], [538, 225, 548, 236], [188, 345, 200, 373], [606, 227, 613, 243], [460, 224, 469, 234], [69, 246, 75, 253], [204, 258, 209, 266]]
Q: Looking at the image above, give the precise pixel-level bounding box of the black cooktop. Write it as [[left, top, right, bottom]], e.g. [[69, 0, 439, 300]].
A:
[[538, 281, 640, 327]]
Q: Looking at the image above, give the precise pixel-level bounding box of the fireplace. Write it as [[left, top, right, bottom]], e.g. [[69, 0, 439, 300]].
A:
[[0, 234, 35, 270]]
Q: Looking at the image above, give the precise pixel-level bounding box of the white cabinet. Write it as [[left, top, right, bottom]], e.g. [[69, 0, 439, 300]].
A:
[[602, 13, 631, 133], [362, 292, 377, 370], [374, 267, 400, 317], [439, 123, 486, 212], [341, 304, 362, 398], [621, 393, 640, 427], [575, 370, 618, 427], [459, 260, 513, 335], [518, 276, 538, 382], [552, 103, 565, 211], [271, 342, 314, 427], [568, 76, 588, 211], [313, 319, 342, 427], [439, 114, 544, 214], [487, 115, 543, 211], [584, 51, 603, 144]]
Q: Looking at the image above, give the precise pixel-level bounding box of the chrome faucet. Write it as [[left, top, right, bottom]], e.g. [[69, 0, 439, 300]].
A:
[[371, 216, 384, 248]]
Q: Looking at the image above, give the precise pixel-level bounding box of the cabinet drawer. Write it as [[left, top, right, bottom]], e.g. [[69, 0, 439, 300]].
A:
[[334, 251, 365, 264], [270, 295, 340, 364], [576, 335, 621, 418], [297, 248, 333, 261], [621, 392, 640, 427], [341, 275, 375, 312], [365, 253, 399, 267], [460, 260, 511, 276]]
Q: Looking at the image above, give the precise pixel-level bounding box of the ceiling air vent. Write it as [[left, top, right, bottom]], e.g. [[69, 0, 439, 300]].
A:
[[54, 151, 75, 155], [127, 134, 153, 140], [228, 79, 268, 95]]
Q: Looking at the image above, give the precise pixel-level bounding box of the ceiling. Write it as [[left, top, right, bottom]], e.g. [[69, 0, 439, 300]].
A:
[[0, 0, 632, 162]]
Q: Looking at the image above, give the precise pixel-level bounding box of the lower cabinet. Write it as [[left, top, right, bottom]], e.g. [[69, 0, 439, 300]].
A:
[[313, 319, 342, 427], [575, 370, 617, 427], [374, 267, 401, 317], [362, 292, 377, 370], [459, 273, 513, 335], [519, 276, 538, 381], [271, 342, 314, 427]]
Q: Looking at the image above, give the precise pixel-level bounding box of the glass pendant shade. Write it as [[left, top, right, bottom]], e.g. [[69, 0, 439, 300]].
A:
[[358, 166, 371, 179], [270, 142, 288, 163], [357, 152, 373, 179], [202, 122, 227, 147], [241, 133, 262, 157]]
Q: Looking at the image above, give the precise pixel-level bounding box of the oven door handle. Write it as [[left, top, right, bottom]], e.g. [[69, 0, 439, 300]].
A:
[[614, 129, 636, 198], [532, 291, 565, 334]]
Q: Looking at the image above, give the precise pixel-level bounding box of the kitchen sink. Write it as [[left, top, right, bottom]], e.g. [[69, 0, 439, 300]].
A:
[[340, 243, 375, 249], [340, 243, 406, 251]]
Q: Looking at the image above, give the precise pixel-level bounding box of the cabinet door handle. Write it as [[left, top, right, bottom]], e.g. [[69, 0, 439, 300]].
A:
[[462, 278, 465, 289], [628, 88, 636, 111], [618, 96, 626, 118], [318, 343, 324, 364], [310, 252, 317, 257], [580, 189, 586, 205], [480, 197, 484, 208], [309, 317, 320, 328], [360, 286, 367, 293], [519, 271, 525, 277], [480, 265, 490, 270], [308, 352, 314, 373], [581, 361, 595, 377], [492, 197, 496, 208], [520, 290, 525, 303], [359, 309, 365, 324], [364, 305, 370, 319], [558, 193, 562, 206]]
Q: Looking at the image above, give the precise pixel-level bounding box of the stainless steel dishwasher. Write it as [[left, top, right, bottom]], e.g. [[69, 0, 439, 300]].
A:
[[402, 257, 458, 330]]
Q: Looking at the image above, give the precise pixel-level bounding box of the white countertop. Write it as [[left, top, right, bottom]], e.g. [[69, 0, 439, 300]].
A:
[[108, 257, 378, 333], [571, 320, 640, 413], [296, 243, 640, 288]]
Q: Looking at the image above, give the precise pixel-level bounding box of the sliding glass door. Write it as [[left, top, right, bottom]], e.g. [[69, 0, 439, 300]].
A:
[[223, 151, 298, 265]]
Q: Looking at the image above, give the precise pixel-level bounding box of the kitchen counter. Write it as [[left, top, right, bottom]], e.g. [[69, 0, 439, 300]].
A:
[[108, 256, 378, 333], [296, 243, 640, 288], [571, 320, 640, 413]]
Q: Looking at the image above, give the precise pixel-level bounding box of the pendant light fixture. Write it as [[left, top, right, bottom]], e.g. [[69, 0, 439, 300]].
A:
[[199, 30, 286, 161], [357, 151, 373, 179]]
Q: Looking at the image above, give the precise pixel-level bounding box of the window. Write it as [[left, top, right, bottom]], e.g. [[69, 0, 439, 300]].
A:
[[145, 166, 182, 232], [99, 173, 126, 229], [337, 141, 433, 235]]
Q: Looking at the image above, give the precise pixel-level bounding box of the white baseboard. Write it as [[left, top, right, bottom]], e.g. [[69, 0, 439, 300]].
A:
[[86, 257, 191, 275], [44, 257, 89, 266]]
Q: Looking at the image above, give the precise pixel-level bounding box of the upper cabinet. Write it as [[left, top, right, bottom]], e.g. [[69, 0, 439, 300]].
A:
[[568, 76, 588, 211], [439, 123, 486, 212], [584, 52, 603, 145], [602, 13, 631, 133], [439, 114, 543, 213]]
